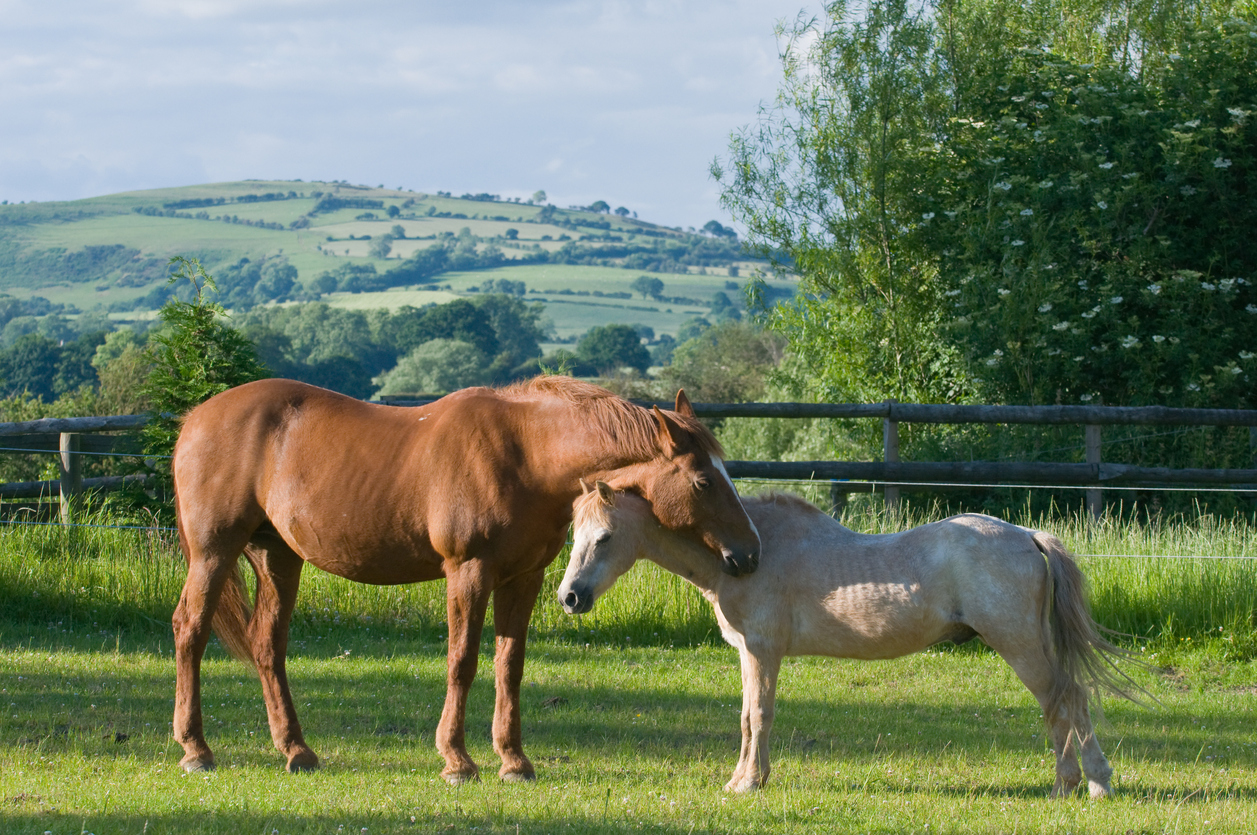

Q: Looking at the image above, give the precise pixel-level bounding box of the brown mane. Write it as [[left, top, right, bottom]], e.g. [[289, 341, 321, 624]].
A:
[[498, 376, 723, 459]]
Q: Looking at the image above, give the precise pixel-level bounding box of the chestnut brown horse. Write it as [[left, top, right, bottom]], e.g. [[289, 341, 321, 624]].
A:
[[171, 376, 759, 783]]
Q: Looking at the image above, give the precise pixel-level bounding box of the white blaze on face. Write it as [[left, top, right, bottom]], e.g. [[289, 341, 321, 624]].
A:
[[559, 513, 611, 605], [711, 455, 759, 540]]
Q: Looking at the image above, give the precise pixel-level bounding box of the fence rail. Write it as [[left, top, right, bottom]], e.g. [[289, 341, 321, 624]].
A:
[[2, 400, 1255, 523]]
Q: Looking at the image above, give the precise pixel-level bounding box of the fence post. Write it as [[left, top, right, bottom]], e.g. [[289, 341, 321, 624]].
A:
[[1085, 424, 1102, 521], [59, 432, 82, 524], [829, 481, 847, 519], [883, 400, 899, 513]]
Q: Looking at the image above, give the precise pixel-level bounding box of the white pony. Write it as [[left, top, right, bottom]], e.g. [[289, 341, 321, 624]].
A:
[[558, 484, 1142, 798]]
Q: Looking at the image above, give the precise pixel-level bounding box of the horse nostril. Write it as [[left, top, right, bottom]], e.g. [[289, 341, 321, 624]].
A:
[[563, 590, 580, 610]]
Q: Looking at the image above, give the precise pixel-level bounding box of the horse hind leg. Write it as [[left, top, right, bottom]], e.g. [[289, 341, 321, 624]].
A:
[[243, 534, 318, 773], [173, 532, 251, 772]]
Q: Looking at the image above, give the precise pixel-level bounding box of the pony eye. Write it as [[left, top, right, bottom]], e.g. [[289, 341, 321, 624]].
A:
[[694, 477, 710, 491], [594, 532, 611, 545]]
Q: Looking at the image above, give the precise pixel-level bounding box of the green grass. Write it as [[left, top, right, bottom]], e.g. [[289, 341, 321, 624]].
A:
[[5, 507, 1257, 832]]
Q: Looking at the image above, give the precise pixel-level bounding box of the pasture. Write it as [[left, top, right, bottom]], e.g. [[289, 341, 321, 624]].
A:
[[2, 505, 1257, 833]]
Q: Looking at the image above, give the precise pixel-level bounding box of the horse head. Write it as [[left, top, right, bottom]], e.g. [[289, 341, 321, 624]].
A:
[[610, 390, 760, 578]]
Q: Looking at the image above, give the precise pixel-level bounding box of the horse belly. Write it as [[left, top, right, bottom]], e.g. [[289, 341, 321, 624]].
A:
[[281, 522, 446, 585], [798, 584, 949, 659]]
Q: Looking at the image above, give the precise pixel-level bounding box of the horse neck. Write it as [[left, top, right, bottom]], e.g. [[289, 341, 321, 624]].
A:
[[635, 518, 725, 595]]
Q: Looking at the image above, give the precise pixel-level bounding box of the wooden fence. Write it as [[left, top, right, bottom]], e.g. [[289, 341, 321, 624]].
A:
[[3, 402, 1256, 522]]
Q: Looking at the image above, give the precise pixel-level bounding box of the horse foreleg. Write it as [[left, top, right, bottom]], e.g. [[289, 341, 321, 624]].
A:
[[491, 567, 546, 782], [245, 539, 318, 773], [172, 555, 236, 772], [437, 562, 493, 784], [725, 646, 781, 793]]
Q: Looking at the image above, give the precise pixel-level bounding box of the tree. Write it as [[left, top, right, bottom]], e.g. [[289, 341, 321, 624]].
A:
[[369, 236, 393, 259], [391, 224, 406, 239], [504, 228, 519, 240], [142, 257, 268, 481], [531, 190, 547, 205], [373, 339, 489, 396], [614, 206, 631, 217], [588, 200, 610, 214], [630, 274, 665, 300], [386, 204, 401, 218], [660, 321, 787, 403], [577, 324, 650, 374]]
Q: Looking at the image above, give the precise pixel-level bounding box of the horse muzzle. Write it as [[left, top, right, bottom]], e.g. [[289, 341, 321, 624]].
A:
[[559, 585, 595, 615], [720, 546, 759, 578]]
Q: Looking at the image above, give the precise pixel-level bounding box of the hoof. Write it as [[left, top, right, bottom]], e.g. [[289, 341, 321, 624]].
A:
[[180, 755, 215, 774], [724, 778, 761, 793], [1088, 780, 1112, 799], [442, 768, 480, 786], [500, 769, 536, 784], [286, 752, 320, 774]]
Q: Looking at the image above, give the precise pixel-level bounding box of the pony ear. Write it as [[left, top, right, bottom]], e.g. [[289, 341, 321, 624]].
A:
[[595, 481, 615, 504], [674, 389, 695, 418], [579, 478, 592, 494], [652, 405, 678, 455]]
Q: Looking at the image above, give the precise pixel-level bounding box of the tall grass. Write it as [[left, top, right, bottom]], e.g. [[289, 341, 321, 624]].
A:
[[1, 501, 1255, 652]]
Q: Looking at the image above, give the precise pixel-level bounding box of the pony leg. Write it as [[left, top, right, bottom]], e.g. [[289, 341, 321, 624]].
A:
[[491, 567, 546, 782], [172, 553, 237, 772], [991, 643, 1083, 798], [725, 646, 781, 793], [437, 561, 493, 784], [1069, 688, 1113, 798], [244, 537, 318, 773]]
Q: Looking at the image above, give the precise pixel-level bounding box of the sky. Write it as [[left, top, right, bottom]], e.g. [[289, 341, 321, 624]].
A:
[[0, 1, 815, 229]]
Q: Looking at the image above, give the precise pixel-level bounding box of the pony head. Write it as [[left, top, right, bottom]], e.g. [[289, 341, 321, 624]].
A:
[[559, 482, 661, 615]]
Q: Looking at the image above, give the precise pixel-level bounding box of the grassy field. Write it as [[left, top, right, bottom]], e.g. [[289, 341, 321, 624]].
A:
[[2, 505, 1257, 832]]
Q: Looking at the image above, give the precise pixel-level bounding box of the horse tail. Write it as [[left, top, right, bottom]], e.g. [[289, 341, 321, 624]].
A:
[[211, 563, 257, 668], [1032, 531, 1147, 723]]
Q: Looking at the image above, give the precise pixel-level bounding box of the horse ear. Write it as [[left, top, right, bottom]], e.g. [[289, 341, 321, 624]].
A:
[[579, 478, 591, 494], [652, 405, 677, 455], [674, 389, 695, 418], [595, 481, 615, 504]]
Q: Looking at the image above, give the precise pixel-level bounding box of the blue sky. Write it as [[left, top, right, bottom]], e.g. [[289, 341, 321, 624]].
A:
[[0, 1, 813, 228]]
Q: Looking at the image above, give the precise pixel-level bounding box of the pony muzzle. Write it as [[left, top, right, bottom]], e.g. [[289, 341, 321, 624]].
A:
[[560, 585, 595, 615]]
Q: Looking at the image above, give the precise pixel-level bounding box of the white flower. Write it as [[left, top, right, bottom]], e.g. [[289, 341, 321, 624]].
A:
[[1181, 185, 1197, 196], [1201, 282, 1216, 291], [1248, 304, 1257, 313], [998, 288, 1011, 296], [1038, 302, 1053, 313], [993, 181, 1012, 191], [1153, 335, 1166, 343], [1122, 172, 1139, 179], [1096, 201, 1108, 210], [1121, 335, 1140, 348], [993, 349, 1004, 356], [1241, 350, 1255, 360], [1011, 240, 1025, 246], [1037, 180, 1054, 189], [1053, 321, 1070, 331], [922, 212, 935, 220], [985, 358, 999, 366], [1110, 296, 1122, 304], [1099, 162, 1115, 169], [1220, 278, 1236, 291], [1232, 366, 1243, 374], [944, 289, 962, 297], [1214, 157, 1232, 168], [1183, 118, 1199, 127], [1148, 283, 1162, 294], [1020, 208, 1034, 216], [1187, 382, 1200, 391], [1077, 280, 1089, 289], [944, 210, 958, 219], [1073, 356, 1084, 362], [1011, 95, 1026, 102], [1080, 393, 1094, 402], [1081, 310, 1097, 319]]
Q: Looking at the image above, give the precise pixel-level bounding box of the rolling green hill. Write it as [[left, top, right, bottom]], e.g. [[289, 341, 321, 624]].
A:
[[0, 180, 785, 341]]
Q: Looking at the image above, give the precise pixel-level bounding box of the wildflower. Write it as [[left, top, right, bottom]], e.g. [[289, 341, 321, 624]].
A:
[[1153, 335, 1166, 343], [1110, 296, 1123, 304], [1096, 201, 1108, 210], [1011, 95, 1026, 102], [1187, 382, 1200, 391], [1231, 366, 1243, 374], [1201, 282, 1216, 291], [1011, 240, 1025, 246], [1213, 157, 1232, 169], [993, 181, 1012, 191], [1183, 118, 1199, 127], [944, 210, 958, 219], [993, 349, 1003, 356], [1148, 283, 1162, 295], [1080, 393, 1094, 401], [985, 357, 999, 366], [944, 289, 961, 297], [1037, 180, 1054, 189], [1038, 302, 1053, 313], [1219, 278, 1236, 291], [1122, 172, 1139, 179], [1248, 304, 1257, 313], [1099, 162, 1115, 169], [1240, 351, 1255, 360], [1121, 335, 1140, 348], [1053, 321, 1070, 331], [1020, 208, 1034, 216], [1181, 185, 1197, 196], [1073, 356, 1084, 362], [1081, 309, 1097, 319], [922, 212, 935, 220], [998, 288, 1011, 296], [1077, 280, 1089, 289]]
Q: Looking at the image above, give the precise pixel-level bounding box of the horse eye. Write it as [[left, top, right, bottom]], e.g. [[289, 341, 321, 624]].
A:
[[694, 477, 710, 491], [595, 532, 611, 545]]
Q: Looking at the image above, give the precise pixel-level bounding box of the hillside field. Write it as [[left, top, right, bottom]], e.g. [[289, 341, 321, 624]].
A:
[[0, 181, 776, 340]]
